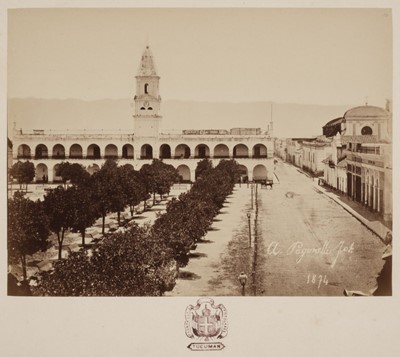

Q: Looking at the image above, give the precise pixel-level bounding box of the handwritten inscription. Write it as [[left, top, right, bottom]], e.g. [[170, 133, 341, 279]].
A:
[[307, 274, 328, 289], [267, 240, 354, 268]]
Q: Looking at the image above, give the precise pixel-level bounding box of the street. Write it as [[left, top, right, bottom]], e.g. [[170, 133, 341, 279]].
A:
[[168, 162, 386, 296]]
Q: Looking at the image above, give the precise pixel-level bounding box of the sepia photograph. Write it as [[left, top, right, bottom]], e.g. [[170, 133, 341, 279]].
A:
[[2, 2, 400, 356], [6, 7, 393, 298]]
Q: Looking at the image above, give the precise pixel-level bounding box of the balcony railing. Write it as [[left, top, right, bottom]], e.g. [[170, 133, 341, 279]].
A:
[[17, 155, 32, 159], [356, 147, 381, 155], [174, 155, 191, 159], [86, 155, 101, 160], [52, 154, 66, 159], [19, 154, 272, 161]]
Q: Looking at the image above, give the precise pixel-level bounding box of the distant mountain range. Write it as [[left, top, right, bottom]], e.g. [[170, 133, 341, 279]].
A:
[[7, 98, 355, 139]]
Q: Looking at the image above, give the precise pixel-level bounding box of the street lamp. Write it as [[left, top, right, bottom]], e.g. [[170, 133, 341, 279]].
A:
[[247, 212, 251, 247], [251, 182, 254, 210], [238, 272, 248, 296]]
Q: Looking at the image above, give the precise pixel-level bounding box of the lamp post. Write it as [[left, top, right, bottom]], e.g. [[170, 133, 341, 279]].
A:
[[251, 182, 254, 210], [247, 212, 251, 247], [238, 272, 248, 296]]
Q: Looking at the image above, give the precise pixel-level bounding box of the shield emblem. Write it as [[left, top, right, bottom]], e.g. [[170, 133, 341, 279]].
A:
[[184, 298, 228, 341]]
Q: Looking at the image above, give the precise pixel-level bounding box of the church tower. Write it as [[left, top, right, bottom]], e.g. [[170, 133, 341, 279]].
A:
[[133, 46, 161, 137]]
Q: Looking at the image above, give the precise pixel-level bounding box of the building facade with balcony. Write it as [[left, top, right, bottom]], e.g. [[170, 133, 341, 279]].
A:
[[11, 46, 274, 184], [274, 138, 287, 161], [301, 135, 332, 177], [322, 104, 392, 221]]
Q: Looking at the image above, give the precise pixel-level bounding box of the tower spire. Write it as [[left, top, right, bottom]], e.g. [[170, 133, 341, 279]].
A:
[[269, 103, 274, 137], [134, 45, 161, 138], [137, 45, 157, 76]]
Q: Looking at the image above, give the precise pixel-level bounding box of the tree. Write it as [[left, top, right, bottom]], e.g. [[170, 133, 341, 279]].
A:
[[139, 163, 156, 207], [191, 168, 233, 209], [33, 224, 176, 296], [8, 192, 50, 280], [69, 183, 98, 246], [91, 160, 130, 230], [56, 162, 90, 188], [43, 186, 75, 260], [140, 160, 180, 205], [156, 163, 180, 199], [216, 159, 241, 184], [195, 158, 213, 180], [119, 165, 149, 217], [9, 161, 35, 192], [152, 191, 217, 272]]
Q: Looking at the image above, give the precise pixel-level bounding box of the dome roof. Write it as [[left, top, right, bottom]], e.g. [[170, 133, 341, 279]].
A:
[[343, 105, 389, 119]]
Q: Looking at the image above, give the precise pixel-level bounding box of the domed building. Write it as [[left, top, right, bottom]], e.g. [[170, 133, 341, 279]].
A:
[[11, 46, 274, 184], [323, 102, 392, 221]]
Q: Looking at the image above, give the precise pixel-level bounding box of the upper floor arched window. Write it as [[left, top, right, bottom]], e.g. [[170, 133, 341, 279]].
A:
[[361, 126, 373, 135]]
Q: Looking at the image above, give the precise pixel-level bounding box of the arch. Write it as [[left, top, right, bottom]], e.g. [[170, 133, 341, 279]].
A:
[[252, 144, 268, 158], [17, 144, 31, 159], [195, 144, 210, 159], [159, 144, 171, 159], [177, 164, 191, 182], [122, 144, 134, 159], [253, 164, 268, 182], [175, 144, 191, 159], [69, 144, 83, 159], [141, 144, 153, 159], [87, 164, 100, 175], [213, 144, 229, 158], [233, 144, 249, 158], [87, 144, 101, 159], [105, 144, 118, 159], [361, 126, 373, 135], [35, 163, 48, 182], [52, 144, 66, 159], [53, 164, 63, 183], [35, 144, 48, 159]]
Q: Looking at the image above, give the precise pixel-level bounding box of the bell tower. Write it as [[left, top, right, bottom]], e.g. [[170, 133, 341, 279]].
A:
[[133, 46, 161, 137]]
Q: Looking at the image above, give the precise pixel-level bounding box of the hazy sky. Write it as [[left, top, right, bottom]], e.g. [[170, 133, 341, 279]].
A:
[[8, 8, 392, 106]]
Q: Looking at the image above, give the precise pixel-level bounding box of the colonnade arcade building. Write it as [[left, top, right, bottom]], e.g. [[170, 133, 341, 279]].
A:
[[11, 46, 274, 183]]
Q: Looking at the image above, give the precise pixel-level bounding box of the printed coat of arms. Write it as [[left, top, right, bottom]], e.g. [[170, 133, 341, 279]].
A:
[[184, 298, 228, 350]]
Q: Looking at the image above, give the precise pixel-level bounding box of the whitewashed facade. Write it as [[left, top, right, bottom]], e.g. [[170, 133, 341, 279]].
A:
[[11, 46, 274, 183]]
